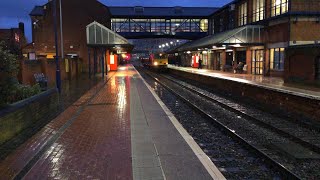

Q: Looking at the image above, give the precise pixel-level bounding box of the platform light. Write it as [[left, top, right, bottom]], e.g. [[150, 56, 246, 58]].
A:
[[170, 41, 173, 44], [177, 40, 180, 42], [187, 51, 191, 54], [162, 44, 165, 47], [166, 43, 169, 46], [154, 62, 158, 66], [159, 45, 162, 48]]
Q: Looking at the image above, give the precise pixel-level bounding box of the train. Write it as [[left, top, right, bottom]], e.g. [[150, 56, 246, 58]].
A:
[[141, 52, 168, 71]]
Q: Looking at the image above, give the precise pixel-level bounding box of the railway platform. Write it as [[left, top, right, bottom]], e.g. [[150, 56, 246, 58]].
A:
[[168, 65, 320, 99], [167, 65, 320, 122], [0, 65, 224, 180]]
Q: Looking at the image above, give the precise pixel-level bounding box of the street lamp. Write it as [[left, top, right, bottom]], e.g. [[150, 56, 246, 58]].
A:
[[53, 0, 61, 93]]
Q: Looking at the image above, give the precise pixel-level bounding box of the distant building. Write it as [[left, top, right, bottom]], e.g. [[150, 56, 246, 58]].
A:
[[0, 22, 26, 55], [172, 0, 320, 86], [25, 0, 111, 67]]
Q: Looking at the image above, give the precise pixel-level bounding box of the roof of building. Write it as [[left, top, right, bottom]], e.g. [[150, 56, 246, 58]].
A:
[[108, 6, 219, 18], [173, 25, 264, 52], [30, 6, 45, 16]]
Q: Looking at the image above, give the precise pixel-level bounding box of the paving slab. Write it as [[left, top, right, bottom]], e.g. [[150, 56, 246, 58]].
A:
[[0, 65, 225, 180]]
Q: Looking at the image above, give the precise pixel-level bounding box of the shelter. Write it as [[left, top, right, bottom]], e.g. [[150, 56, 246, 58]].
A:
[[86, 21, 133, 77]]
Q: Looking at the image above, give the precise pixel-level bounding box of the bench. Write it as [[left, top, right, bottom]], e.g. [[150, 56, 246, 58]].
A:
[[34, 73, 48, 91]]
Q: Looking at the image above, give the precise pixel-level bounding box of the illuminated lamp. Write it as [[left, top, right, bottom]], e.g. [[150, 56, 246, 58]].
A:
[[187, 51, 191, 54]]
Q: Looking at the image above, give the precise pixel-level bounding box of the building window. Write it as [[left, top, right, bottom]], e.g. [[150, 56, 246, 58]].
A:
[[253, 0, 265, 22], [219, 17, 224, 32], [271, 0, 288, 17], [211, 19, 215, 34], [252, 49, 264, 75], [200, 19, 208, 32], [270, 48, 285, 71], [238, 2, 247, 26]]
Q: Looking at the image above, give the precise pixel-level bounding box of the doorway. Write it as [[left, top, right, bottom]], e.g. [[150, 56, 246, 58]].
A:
[[216, 52, 221, 70], [252, 50, 264, 75], [226, 52, 233, 66], [236, 51, 246, 64]]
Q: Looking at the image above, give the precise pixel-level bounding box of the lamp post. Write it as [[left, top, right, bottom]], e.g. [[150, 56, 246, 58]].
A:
[[59, 0, 64, 60], [53, 0, 61, 93]]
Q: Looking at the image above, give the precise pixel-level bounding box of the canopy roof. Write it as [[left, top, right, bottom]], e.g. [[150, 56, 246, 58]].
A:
[[175, 25, 264, 52], [86, 21, 132, 49]]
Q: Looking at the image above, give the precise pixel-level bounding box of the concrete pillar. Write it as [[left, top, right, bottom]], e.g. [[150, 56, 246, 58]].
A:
[[221, 51, 226, 70], [264, 48, 270, 76]]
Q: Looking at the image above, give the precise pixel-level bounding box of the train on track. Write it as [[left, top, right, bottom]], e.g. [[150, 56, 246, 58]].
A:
[[141, 52, 168, 71]]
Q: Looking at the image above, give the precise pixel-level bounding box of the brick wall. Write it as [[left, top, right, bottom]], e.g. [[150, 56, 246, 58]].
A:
[[285, 46, 320, 85], [290, 20, 320, 42], [29, 0, 111, 70], [20, 58, 82, 86], [264, 22, 290, 43], [291, 0, 320, 12], [0, 89, 59, 148]]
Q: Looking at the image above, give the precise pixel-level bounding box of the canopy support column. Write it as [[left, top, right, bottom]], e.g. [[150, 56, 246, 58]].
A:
[[93, 48, 97, 76], [88, 48, 91, 79]]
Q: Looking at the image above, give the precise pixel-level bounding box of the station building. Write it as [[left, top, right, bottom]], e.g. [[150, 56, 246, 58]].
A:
[[24, 0, 110, 62], [22, 0, 133, 85], [0, 22, 26, 55], [171, 0, 320, 86]]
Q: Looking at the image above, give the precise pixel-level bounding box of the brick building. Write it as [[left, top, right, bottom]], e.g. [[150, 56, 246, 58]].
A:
[[0, 22, 26, 55], [173, 0, 320, 86], [24, 0, 111, 66]]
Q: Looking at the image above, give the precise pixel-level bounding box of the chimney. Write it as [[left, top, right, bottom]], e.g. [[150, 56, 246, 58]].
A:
[[19, 22, 25, 35]]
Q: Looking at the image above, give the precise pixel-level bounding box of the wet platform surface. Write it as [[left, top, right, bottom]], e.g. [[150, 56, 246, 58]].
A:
[[0, 65, 224, 180], [168, 65, 320, 100]]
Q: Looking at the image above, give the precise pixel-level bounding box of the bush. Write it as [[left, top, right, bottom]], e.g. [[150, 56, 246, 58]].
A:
[[0, 41, 41, 107], [12, 84, 41, 103]]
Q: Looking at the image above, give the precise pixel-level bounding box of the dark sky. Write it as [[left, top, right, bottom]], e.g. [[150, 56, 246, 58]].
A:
[[0, 0, 232, 42]]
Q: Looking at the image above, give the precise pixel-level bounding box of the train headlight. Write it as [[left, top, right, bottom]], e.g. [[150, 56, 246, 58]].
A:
[[154, 62, 158, 66]]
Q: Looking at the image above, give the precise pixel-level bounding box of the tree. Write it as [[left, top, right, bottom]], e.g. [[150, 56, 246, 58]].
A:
[[0, 41, 19, 106]]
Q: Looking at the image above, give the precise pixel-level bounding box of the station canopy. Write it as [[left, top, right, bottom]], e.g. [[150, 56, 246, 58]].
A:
[[86, 21, 133, 50], [174, 25, 264, 52]]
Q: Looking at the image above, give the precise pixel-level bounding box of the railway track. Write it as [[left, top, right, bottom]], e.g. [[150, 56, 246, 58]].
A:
[[137, 67, 320, 179], [160, 72, 320, 155]]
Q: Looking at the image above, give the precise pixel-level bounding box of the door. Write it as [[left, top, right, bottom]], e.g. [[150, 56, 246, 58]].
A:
[[226, 52, 233, 66], [236, 51, 246, 64], [252, 50, 264, 75], [216, 53, 221, 70]]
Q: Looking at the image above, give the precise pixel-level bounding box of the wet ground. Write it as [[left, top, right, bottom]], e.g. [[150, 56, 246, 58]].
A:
[[0, 74, 106, 161]]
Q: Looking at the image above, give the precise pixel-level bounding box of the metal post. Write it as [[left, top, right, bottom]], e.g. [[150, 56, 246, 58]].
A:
[[59, 0, 64, 59], [93, 48, 97, 76], [88, 48, 91, 79], [53, 0, 61, 93], [101, 49, 105, 78]]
